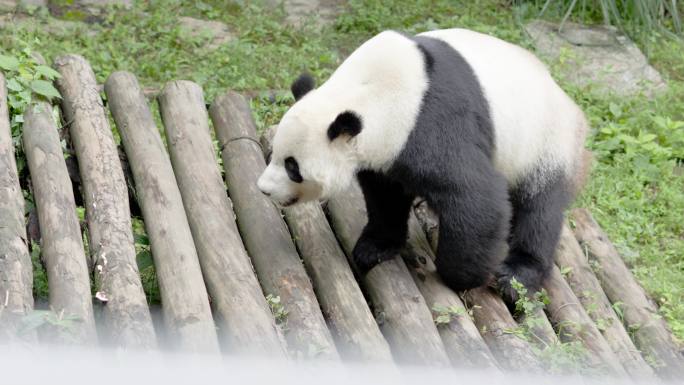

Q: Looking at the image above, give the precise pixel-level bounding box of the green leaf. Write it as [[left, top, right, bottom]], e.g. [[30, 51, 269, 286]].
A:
[[30, 79, 61, 99], [6, 78, 23, 92], [134, 233, 150, 246], [136, 250, 154, 270], [35, 65, 61, 80], [0, 55, 19, 71]]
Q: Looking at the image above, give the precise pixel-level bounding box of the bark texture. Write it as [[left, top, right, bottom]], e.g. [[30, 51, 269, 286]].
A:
[[326, 182, 450, 366], [210, 91, 338, 360], [0, 72, 35, 343], [23, 100, 96, 345], [259, 125, 392, 362], [54, 54, 156, 349], [555, 223, 655, 379], [570, 208, 684, 379], [463, 287, 542, 372], [404, 213, 499, 369], [105, 72, 219, 353], [543, 265, 627, 376], [158, 81, 284, 357]]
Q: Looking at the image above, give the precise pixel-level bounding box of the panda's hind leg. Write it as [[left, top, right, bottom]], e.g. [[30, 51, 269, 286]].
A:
[[496, 171, 572, 304]]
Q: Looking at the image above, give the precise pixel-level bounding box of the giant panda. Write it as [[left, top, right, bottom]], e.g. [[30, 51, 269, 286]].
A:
[[257, 28, 589, 302]]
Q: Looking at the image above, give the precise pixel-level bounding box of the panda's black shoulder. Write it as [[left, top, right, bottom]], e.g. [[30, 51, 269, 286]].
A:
[[387, 34, 496, 186], [409, 34, 494, 154]]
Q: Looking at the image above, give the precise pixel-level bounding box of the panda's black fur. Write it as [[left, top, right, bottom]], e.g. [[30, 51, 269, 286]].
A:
[[292, 35, 575, 301]]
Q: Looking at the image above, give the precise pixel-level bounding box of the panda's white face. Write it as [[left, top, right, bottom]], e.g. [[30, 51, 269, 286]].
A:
[[257, 109, 358, 206], [257, 30, 430, 206]]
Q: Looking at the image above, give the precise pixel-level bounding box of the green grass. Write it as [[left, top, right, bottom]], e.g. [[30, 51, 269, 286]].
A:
[[1, 0, 682, 342]]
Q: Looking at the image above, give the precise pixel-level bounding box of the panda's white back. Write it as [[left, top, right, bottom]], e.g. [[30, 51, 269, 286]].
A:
[[419, 29, 587, 187]]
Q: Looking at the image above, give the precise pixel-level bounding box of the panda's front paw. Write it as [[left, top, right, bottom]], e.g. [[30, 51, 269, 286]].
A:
[[352, 234, 400, 275], [494, 263, 544, 306]]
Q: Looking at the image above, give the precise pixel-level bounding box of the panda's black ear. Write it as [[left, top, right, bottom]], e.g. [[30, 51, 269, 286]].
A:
[[327, 111, 363, 141], [291, 73, 315, 101]]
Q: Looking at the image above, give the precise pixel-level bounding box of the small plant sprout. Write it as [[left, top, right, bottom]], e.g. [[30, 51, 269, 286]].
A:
[[266, 294, 288, 327], [431, 304, 467, 326], [508, 277, 590, 374]]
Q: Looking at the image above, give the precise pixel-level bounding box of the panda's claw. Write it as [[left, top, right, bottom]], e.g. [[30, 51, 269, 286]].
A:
[[351, 234, 400, 275], [494, 263, 545, 307]]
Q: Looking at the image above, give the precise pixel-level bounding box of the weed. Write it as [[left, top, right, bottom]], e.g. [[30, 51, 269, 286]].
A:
[[30, 241, 48, 299], [132, 218, 160, 304], [20, 309, 80, 335], [508, 278, 591, 374], [266, 294, 288, 327], [432, 304, 467, 326]]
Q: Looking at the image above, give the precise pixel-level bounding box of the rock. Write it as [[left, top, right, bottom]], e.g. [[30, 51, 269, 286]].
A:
[[267, 0, 344, 26], [178, 16, 234, 50], [0, 12, 96, 36], [525, 20, 666, 96], [0, 0, 47, 13], [48, 0, 131, 22]]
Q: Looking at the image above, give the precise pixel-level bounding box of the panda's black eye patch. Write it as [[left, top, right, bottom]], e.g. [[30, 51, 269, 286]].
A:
[[284, 156, 303, 183]]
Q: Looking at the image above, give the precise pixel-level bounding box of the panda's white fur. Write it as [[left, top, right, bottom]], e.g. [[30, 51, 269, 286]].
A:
[[259, 31, 428, 205], [420, 29, 587, 193], [258, 29, 586, 205], [258, 28, 589, 299]]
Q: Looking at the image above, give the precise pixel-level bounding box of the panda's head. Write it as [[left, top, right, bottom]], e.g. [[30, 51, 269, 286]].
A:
[[257, 73, 363, 207]]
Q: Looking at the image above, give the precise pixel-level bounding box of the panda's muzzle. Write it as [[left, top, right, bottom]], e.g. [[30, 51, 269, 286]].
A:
[[281, 196, 299, 207]]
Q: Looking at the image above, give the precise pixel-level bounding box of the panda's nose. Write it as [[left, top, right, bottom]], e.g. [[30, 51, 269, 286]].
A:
[[256, 175, 271, 197]]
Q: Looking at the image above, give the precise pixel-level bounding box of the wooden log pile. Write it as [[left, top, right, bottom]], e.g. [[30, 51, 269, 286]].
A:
[[0, 55, 682, 381]]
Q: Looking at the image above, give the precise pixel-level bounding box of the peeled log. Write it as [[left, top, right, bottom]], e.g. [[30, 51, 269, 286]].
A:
[[326, 182, 450, 366], [404, 213, 499, 369], [463, 287, 542, 372], [105, 72, 219, 353], [260, 125, 391, 362], [210, 92, 338, 360], [54, 55, 156, 349], [554, 223, 655, 379], [158, 81, 284, 357], [23, 101, 96, 345], [543, 265, 627, 376], [412, 202, 544, 371], [0, 72, 35, 343], [570, 208, 684, 379]]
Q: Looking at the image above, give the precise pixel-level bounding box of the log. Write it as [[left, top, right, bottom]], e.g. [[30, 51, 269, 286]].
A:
[[23, 100, 96, 345], [157, 81, 284, 357], [0, 72, 35, 343], [404, 213, 499, 369], [412, 201, 548, 370], [543, 265, 627, 376], [54, 54, 156, 349], [520, 307, 560, 352], [105, 72, 219, 353], [325, 182, 450, 366], [209, 92, 338, 360], [554, 223, 655, 379], [463, 287, 542, 372], [259, 126, 392, 362], [570, 208, 684, 379]]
